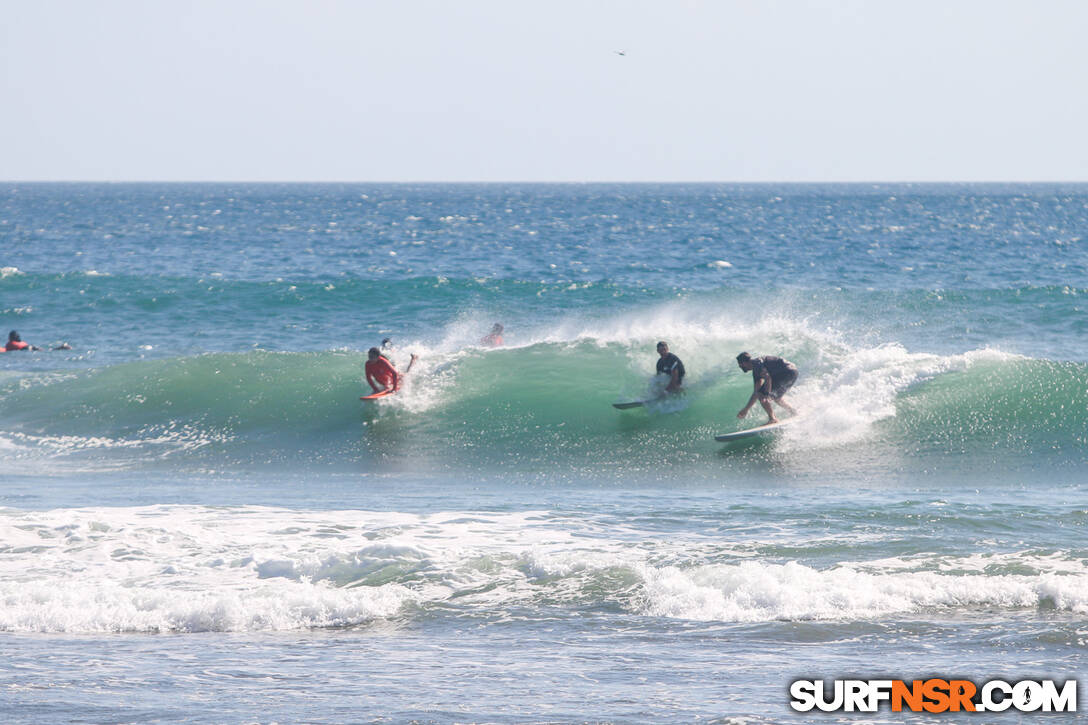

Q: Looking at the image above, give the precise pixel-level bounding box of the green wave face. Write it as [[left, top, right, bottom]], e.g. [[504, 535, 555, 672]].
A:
[[2, 333, 1085, 479]]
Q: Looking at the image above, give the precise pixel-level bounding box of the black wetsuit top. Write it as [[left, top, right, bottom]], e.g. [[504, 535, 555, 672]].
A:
[[752, 355, 798, 396], [656, 353, 685, 383]]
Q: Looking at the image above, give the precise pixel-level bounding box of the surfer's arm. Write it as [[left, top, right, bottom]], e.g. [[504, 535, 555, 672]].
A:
[[738, 391, 759, 418], [738, 373, 769, 417], [366, 371, 379, 392], [665, 367, 681, 393]]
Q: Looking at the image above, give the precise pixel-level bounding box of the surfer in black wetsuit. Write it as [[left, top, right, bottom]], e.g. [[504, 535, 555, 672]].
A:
[[736, 351, 798, 424], [656, 341, 685, 394]]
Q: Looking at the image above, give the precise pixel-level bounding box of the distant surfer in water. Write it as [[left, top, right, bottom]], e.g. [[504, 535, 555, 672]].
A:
[[1, 328, 70, 350], [656, 341, 685, 394], [365, 347, 416, 394], [4, 331, 38, 351], [735, 352, 797, 424], [481, 323, 504, 347]]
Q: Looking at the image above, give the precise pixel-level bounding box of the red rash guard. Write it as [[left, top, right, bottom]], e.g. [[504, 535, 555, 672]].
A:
[[365, 356, 398, 390]]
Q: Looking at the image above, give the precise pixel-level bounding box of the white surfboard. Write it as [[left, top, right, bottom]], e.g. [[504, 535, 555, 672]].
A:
[[714, 418, 797, 441]]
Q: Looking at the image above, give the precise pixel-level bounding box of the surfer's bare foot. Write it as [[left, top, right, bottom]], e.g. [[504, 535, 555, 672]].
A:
[[767, 418, 779, 424]]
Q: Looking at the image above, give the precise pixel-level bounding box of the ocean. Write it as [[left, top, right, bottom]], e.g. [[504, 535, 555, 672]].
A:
[[1, 183, 1086, 723]]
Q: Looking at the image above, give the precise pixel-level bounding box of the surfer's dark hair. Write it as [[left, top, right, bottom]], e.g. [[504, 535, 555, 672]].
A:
[[736, 352, 752, 364], [656, 341, 667, 348], [367, 347, 381, 358]]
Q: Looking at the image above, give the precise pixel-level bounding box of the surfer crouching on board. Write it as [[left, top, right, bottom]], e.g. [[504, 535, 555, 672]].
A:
[[365, 347, 416, 394], [656, 341, 685, 394], [736, 351, 797, 424]]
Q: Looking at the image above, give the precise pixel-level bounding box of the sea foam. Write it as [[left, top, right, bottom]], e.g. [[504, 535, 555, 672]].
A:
[[2, 505, 1085, 633]]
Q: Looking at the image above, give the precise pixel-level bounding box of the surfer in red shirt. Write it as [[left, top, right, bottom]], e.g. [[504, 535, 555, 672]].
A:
[[365, 347, 416, 394], [4, 331, 39, 351], [1, 331, 70, 352], [480, 323, 504, 347]]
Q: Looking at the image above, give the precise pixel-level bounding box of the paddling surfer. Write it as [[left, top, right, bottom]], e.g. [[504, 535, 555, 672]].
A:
[[656, 341, 685, 394], [735, 352, 797, 424], [364, 347, 416, 395], [4, 331, 38, 351], [2, 331, 70, 352]]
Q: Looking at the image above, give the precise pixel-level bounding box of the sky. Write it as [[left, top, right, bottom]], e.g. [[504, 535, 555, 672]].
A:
[[2, 0, 1087, 182]]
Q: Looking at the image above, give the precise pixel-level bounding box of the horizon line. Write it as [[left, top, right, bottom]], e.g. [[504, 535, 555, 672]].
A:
[[4, 179, 1088, 185]]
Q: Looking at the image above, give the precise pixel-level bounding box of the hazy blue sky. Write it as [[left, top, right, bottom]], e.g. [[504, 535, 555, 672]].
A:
[[3, 0, 1086, 181]]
